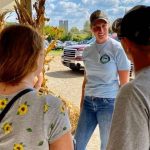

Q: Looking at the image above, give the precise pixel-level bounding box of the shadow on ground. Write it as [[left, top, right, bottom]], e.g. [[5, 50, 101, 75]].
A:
[[46, 70, 84, 78]]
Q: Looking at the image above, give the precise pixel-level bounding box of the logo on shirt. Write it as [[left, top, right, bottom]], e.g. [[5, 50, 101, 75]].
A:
[[100, 54, 110, 64]]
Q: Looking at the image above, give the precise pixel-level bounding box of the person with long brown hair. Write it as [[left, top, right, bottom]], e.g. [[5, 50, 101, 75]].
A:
[[0, 24, 73, 150]]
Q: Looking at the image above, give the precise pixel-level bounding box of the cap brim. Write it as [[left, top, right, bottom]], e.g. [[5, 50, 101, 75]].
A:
[[91, 17, 108, 24], [98, 17, 108, 23]]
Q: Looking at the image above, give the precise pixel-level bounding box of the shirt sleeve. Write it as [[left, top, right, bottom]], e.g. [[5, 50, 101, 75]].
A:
[[115, 46, 131, 70], [82, 46, 89, 61], [107, 84, 149, 150], [44, 95, 71, 144]]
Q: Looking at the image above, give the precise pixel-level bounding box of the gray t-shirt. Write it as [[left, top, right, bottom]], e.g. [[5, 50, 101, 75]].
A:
[[107, 67, 150, 150], [0, 89, 71, 150], [83, 37, 130, 98]]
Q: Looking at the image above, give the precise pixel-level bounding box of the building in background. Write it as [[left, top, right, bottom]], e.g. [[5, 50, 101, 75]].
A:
[[59, 20, 64, 29], [59, 20, 68, 34]]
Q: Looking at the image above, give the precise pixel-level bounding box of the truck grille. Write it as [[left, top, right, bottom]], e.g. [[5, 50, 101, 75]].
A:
[[63, 48, 76, 58]]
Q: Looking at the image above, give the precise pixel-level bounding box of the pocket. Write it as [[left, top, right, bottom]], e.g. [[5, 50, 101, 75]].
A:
[[83, 96, 93, 110], [107, 98, 115, 104], [105, 98, 115, 109]]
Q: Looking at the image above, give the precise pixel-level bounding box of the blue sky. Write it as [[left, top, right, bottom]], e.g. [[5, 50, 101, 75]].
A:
[[7, 0, 150, 30]]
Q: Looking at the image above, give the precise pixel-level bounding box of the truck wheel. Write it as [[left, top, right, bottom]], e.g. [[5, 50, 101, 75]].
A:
[[70, 66, 80, 71]]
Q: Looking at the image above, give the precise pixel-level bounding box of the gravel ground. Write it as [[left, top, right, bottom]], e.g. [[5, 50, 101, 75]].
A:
[[46, 55, 100, 150]]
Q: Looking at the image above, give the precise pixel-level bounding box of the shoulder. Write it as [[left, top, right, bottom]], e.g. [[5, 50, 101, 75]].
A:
[[84, 43, 95, 51], [40, 93, 63, 108], [108, 38, 123, 51], [45, 94, 63, 109], [83, 43, 96, 58], [109, 37, 121, 46], [29, 91, 63, 111], [108, 38, 129, 61]]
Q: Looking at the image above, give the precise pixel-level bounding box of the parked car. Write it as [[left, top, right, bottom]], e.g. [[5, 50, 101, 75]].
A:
[[55, 40, 64, 49], [63, 41, 78, 47], [50, 40, 64, 50], [61, 38, 95, 71]]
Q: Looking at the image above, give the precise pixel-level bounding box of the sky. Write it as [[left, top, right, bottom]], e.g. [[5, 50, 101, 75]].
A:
[[7, 0, 150, 30]]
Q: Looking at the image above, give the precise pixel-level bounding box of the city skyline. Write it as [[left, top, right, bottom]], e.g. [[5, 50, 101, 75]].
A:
[[59, 20, 68, 33], [6, 0, 150, 30], [46, 0, 149, 30]]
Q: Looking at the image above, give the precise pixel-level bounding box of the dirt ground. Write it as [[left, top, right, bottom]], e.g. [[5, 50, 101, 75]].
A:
[[46, 55, 100, 150]]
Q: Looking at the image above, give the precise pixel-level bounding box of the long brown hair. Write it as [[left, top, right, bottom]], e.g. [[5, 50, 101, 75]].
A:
[[0, 24, 43, 85]]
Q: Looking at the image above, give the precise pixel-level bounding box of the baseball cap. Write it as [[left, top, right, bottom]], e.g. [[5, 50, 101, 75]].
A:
[[112, 5, 150, 45], [90, 10, 109, 25]]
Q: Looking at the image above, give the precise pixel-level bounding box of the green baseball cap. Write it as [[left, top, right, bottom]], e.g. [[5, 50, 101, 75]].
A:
[[90, 10, 109, 25]]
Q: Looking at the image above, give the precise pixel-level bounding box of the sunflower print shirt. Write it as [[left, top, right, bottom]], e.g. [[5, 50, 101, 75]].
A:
[[0, 89, 71, 150]]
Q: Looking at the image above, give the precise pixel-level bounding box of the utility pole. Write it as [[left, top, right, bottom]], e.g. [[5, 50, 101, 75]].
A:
[[20, 0, 32, 16]]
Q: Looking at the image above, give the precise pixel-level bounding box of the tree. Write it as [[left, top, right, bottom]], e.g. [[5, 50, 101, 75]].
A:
[[44, 25, 63, 42], [83, 20, 90, 33], [70, 27, 79, 33], [60, 32, 72, 41]]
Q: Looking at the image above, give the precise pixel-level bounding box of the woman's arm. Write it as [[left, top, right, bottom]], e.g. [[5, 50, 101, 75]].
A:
[[34, 72, 43, 90], [118, 70, 130, 87], [49, 132, 74, 150], [80, 72, 87, 110]]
